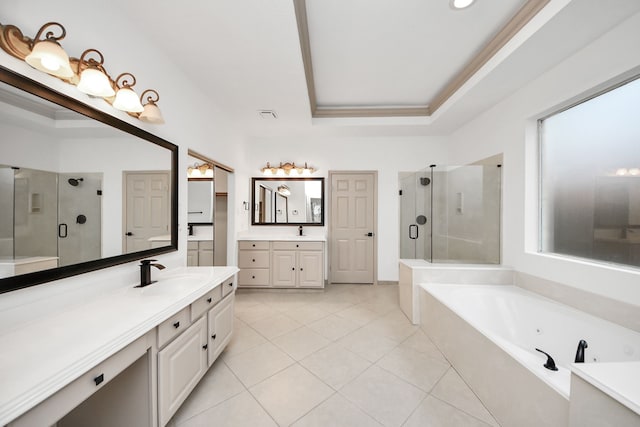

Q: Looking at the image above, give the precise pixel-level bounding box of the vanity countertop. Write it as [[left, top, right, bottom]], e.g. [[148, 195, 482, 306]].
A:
[[0, 265, 238, 425], [148, 235, 213, 242], [237, 235, 326, 242], [571, 361, 640, 415]]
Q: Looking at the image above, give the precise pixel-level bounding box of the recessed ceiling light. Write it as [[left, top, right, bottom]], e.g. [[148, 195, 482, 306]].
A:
[[450, 0, 476, 10], [258, 110, 278, 119]]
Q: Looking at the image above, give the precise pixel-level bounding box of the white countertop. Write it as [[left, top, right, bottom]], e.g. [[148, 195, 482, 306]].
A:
[[0, 256, 59, 265], [237, 235, 326, 242], [0, 265, 238, 425], [571, 361, 640, 415]]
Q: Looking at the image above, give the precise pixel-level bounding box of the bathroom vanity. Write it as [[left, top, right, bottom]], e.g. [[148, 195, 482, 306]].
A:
[[238, 237, 325, 288], [0, 266, 238, 426]]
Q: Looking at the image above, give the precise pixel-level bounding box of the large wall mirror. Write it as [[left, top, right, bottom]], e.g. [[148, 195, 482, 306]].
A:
[[251, 177, 324, 226], [0, 66, 178, 294]]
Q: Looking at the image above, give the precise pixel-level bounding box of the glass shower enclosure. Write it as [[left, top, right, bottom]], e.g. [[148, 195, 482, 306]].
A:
[[400, 164, 501, 264]]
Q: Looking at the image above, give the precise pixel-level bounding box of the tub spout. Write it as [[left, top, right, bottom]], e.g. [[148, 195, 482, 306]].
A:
[[574, 340, 588, 363], [535, 348, 558, 371]]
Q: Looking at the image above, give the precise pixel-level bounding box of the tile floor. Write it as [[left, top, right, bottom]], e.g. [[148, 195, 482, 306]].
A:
[[167, 284, 500, 427]]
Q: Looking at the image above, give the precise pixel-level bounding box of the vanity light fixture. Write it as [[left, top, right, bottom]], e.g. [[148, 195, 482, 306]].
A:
[[23, 22, 74, 78], [113, 73, 144, 113], [187, 162, 214, 178], [450, 0, 476, 10], [261, 162, 316, 176], [139, 89, 165, 124], [0, 21, 165, 124], [76, 49, 115, 97], [277, 185, 291, 196]]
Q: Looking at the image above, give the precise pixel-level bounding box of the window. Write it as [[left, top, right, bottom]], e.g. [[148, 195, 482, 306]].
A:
[[539, 75, 640, 268]]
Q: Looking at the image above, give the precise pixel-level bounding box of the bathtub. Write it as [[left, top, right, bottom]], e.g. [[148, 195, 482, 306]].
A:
[[419, 283, 640, 427]]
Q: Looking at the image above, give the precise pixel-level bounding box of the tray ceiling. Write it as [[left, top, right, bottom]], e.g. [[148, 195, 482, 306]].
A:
[[295, 0, 548, 117]]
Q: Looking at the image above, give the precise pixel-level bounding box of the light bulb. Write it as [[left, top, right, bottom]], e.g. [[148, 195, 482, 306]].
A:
[[113, 87, 144, 113]]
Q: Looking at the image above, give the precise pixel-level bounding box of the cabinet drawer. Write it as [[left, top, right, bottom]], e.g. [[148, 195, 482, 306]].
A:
[[222, 276, 235, 297], [199, 240, 214, 250], [191, 286, 222, 321], [272, 241, 323, 251], [9, 332, 152, 427], [238, 269, 270, 286], [238, 250, 269, 268], [187, 241, 198, 250], [238, 240, 269, 250], [158, 307, 190, 348]]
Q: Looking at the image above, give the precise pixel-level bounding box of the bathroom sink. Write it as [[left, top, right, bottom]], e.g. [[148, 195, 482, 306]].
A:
[[135, 272, 209, 296]]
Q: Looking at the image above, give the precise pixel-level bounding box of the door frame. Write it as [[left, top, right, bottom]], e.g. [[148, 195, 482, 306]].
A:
[[328, 170, 378, 285]]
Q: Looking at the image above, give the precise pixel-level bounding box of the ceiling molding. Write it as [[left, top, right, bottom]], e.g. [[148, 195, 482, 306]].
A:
[[294, 0, 550, 119]]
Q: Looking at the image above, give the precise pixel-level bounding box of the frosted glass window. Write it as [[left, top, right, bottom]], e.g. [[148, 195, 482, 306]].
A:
[[540, 76, 640, 268]]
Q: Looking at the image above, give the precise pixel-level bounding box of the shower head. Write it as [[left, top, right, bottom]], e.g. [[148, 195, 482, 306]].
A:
[[68, 178, 84, 186], [420, 177, 431, 186]]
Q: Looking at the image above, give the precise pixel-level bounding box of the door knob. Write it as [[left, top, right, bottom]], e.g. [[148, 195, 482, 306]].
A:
[[365, 232, 374, 237], [125, 232, 133, 236]]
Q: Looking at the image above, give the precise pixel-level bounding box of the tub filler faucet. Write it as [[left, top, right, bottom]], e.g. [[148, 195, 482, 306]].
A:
[[535, 348, 558, 371], [574, 340, 588, 363]]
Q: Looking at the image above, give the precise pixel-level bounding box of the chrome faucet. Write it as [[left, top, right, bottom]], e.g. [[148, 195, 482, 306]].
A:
[[574, 340, 588, 363], [138, 259, 165, 287]]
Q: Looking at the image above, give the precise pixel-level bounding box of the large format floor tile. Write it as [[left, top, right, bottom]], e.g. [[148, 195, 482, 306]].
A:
[[250, 364, 334, 426], [171, 284, 500, 427]]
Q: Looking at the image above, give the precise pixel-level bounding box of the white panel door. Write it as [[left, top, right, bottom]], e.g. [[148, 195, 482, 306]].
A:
[[124, 172, 170, 253], [330, 172, 376, 284]]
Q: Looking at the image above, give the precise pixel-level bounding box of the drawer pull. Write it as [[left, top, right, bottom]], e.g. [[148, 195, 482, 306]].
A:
[[173, 321, 180, 329], [228, 282, 233, 287], [252, 258, 256, 262], [252, 275, 255, 279], [202, 344, 208, 350], [300, 268, 304, 271], [296, 244, 299, 248], [94, 374, 104, 386], [207, 297, 212, 303], [212, 334, 217, 340], [292, 267, 295, 271], [252, 244, 256, 247]]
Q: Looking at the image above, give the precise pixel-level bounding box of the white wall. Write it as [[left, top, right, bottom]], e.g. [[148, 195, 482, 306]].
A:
[[446, 11, 640, 305], [241, 136, 449, 281], [0, 0, 245, 274]]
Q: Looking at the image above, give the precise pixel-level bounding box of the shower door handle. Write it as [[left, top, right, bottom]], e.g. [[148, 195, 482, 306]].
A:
[[58, 223, 68, 238], [409, 224, 418, 240]]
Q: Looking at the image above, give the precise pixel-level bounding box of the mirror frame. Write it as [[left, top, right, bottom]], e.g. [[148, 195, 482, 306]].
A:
[[0, 65, 178, 294], [251, 177, 324, 226]]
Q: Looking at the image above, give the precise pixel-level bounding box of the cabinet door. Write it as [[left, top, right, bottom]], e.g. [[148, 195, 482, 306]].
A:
[[298, 251, 324, 288], [187, 249, 198, 266], [272, 250, 296, 287], [158, 317, 207, 426], [208, 295, 234, 366], [198, 249, 214, 266]]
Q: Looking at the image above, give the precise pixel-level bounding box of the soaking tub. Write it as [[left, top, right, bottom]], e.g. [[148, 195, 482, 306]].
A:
[[419, 283, 640, 427]]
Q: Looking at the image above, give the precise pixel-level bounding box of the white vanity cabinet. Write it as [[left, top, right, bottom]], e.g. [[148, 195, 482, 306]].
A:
[[238, 239, 324, 288], [187, 240, 214, 266], [158, 317, 208, 427]]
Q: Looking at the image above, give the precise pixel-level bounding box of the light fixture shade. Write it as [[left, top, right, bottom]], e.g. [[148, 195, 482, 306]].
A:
[[25, 40, 74, 78], [77, 68, 115, 97], [113, 87, 144, 113], [139, 102, 165, 124], [450, 0, 475, 9]]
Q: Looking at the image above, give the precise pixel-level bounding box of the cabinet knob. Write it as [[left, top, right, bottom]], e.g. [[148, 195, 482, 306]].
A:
[[228, 282, 233, 287], [252, 275, 255, 279], [300, 268, 304, 271], [207, 297, 212, 303], [296, 244, 299, 247], [212, 334, 217, 340], [173, 321, 180, 329], [202, 344, 208, 350], [252, 259, 255, 262], [94, 374, 104, 386], [291, 267, 295, 271], [252, 244, 256, 247]]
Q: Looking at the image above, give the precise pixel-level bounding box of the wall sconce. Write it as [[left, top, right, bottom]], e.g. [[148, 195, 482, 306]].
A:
[[261, 162, 316, 176], [113, 73, 144, 113], [139, 89, 164, 124], [0, 21, 164, 124], [76, 49, 115, 97], [187, 162, 213, 178], [23, 22, 74, 79]]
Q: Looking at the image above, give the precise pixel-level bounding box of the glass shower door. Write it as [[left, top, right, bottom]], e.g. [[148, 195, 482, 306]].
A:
[[399, 168, 432, 260]]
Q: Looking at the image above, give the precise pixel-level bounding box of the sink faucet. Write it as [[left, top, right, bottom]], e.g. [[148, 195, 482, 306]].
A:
[[574, 340, 588, 363], [138, 259, 166, 287], [298, 225, 303, 236]]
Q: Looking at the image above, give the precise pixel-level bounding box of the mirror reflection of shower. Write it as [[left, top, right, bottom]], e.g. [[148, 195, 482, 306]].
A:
[[399, 157, 502, 264], [67, 177, 84, 186]]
